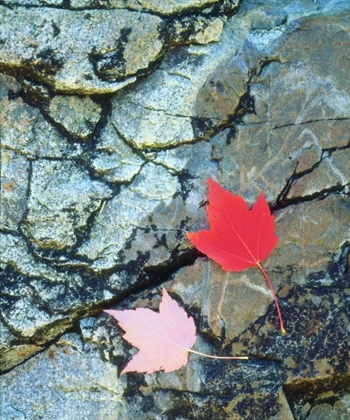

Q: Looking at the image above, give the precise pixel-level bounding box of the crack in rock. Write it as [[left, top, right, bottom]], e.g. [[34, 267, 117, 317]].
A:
[[21, 159, 113, 250], [1, 4, 350, 418]]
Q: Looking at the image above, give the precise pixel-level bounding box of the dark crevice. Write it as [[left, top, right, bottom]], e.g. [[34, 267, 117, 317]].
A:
[[284, 374, 350, 420], [273, 141, 350, 211], [0, 0, 240, 19], [256, 57, 282, 76], [274, 163, 298, 208], [15, 164, 118, 269], [20, 79, 107, 147], [273, 183, 349, 211], [190, 85, 257, 147], [306, 242, 350, 288], [273, 117, 350, 131], [84, 92, 117, 152], [0, 220, 202, 373], [0, 319, 81, 375], [102, 247, 200, 309], [91, 31, 167, 84], [11, 140, 123, 264], [2, 78, 90, 158], [0, 2, 166, 17], [22, 158, 33, 221], [0, 145, 78, 161]]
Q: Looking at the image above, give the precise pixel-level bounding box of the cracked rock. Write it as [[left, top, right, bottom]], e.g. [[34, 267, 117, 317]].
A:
[[0, 7, 163, 94], [287, 148, 350, 199], [110, 17, 253, 149], [1, 303, 293, 420], [211, 14, 350, 201], [120, 0, 228, 16], [1, 0, 350, 417], [90, 120, 144, 183], [112, 98, 196, 149], [48, 95, 102, 140], [0, 73, 81, 158], [1, 233, 79, 282], [0, 5, 231, 95], [0, 0, 235, 15], [22, 160, 113, 250], [77, 163, 180, 271], [1, 150, 30, 231], [194, 40, 261, 122]]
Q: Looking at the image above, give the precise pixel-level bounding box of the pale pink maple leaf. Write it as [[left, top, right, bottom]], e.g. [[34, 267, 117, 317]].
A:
[[105, 288, 248, 374], [104, 288, 196, 374]]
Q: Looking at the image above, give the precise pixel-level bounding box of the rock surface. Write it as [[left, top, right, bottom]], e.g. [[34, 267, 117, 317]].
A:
[[1, 0, 349, 419], [48, 95, 102, 141], [22, 160, 113, 250]]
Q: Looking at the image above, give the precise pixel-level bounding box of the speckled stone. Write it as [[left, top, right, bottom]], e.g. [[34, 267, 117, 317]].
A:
[[0, 7, 163, 94], [1, 150, 30, 231], [22, 160, 113, 250], [76, 163, 180, 271], [48, 95, 102, 140], [1, 0, 350, 418], [90, 121, 144, 183], [0, 73, 81, 158]]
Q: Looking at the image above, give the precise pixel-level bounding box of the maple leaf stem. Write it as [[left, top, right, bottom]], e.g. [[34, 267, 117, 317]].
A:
[[256, 262, 286, 334], [145, 332, 249, 361], [187, 348, 249, 360]]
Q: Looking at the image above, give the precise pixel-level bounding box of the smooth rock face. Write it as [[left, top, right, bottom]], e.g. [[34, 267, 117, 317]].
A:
[[211, 12, 350, 203], [1, 0, 350, 419], [167, 259, 273, 342]]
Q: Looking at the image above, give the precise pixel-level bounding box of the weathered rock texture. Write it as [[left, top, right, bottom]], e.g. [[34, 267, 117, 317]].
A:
[[1, 0, 349, 418]]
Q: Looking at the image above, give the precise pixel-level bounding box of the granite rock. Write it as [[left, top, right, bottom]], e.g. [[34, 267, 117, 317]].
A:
[[0, 3, 232, 95], [76, 162, 181, 271], [48, 95, 102, 140], [90, 121, 145, 184], [0, 0, 237, 15], [1, 150, 30, 231], [0, 7, 163, 94], [0, 74, 81, 158], [110, 16, 251, 150], [22, 160, 113, 250], [1, 0, 350, 418], [305, 397, 350, 420]]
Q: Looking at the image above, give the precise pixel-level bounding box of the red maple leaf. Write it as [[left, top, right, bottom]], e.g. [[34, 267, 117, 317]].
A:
[[187, 178, 285, 333], [105, 288, 248, 374]]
